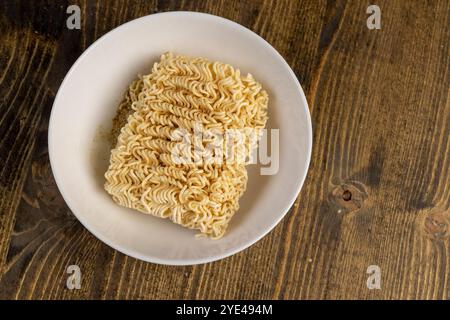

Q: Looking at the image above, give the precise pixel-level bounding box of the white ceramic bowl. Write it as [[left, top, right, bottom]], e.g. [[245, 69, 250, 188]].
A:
[[49, 12, 312, 265]]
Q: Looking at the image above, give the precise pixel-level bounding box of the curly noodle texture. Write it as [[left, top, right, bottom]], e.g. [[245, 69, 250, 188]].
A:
[[104, 52, 268, 239]]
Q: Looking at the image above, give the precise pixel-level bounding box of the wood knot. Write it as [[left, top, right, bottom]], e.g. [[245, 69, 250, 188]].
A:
[[419, 206, 450, 240], [329, 181, 368, 214], [342, 190, 352, 201]]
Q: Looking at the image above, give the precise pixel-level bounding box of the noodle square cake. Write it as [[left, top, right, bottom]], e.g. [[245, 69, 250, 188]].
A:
[[105, 53, 268, 238]]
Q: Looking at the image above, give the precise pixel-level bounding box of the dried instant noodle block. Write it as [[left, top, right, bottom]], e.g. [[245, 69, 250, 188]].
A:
[[105, 53, 268, 239]]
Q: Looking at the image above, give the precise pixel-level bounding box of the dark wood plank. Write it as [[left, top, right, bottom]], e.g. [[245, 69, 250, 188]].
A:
[[0, 0, 448, 299]]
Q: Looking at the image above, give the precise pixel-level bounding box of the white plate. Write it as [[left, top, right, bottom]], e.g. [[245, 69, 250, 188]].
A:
[[49, 12, 312, 265]]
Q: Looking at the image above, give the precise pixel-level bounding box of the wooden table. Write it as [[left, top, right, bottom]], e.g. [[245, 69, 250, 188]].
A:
[[0, 0, 449, 300]]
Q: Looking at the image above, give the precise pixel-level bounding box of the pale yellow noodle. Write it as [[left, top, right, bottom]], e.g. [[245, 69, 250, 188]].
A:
[[105, 52, 268, 239]]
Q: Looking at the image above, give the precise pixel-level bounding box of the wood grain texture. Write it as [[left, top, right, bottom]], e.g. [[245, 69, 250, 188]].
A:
[[0, 0, 449, 299]]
